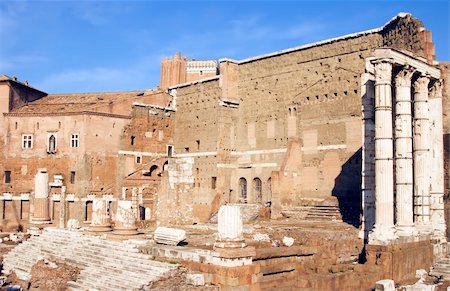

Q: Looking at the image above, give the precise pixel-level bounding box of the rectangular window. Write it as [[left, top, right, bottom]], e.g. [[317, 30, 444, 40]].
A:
[[22, 134, 33, 149], [4, 171, 11, 184], [211, 177, 217, 189], [136, 156, 142, 164], [70, 171, 76, 184], [71, 133, 79, 148], [196, 140, 200, 150]]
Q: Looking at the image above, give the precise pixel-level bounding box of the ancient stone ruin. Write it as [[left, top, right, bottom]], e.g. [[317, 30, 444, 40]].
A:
[[0, 12, 449, 290]]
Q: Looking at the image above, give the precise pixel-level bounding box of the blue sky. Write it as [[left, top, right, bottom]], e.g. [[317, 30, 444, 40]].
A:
[[0, 1, 448, 93]]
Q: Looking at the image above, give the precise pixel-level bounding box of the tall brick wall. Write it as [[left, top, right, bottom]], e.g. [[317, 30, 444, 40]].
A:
[[167, 14, 436, 223]]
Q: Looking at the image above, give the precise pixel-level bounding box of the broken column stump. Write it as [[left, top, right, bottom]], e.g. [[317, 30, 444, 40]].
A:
[[214, 205, 246, 249], [113, 200, 139, 235], [89, 199, 112, 232]]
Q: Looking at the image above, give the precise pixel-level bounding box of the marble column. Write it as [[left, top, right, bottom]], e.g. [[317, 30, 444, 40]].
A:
[[360, 73, 376, 241], [113, 200, 138, 235], [369, 59, 397, 244], [32, 169, 51, 224], [413, 75, 432, 234], [59, 186, 66, 228], [428, 80, 446, 241], [394, 67, 415, 236], [89, 198, 112, 232], [214, 205, 246, 248]]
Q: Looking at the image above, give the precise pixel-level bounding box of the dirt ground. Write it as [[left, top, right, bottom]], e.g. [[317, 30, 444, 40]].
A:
[[141, 268, 218, 291], [2, 259, 79, 291]]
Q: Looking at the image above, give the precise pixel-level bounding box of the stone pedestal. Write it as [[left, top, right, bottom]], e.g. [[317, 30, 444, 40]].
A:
[[31, 169, 51, 225], [214, 205, 246, 249], [113, 200, 138, 235], [89, 199, 112, 232]]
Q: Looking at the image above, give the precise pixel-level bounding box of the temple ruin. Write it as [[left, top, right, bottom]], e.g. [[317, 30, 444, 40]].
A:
[[0, 13, 449, 290]]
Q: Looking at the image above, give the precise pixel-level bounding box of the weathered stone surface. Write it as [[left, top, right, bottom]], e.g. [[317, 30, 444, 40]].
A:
[[154, 227, 186, 245], [375, 279, 395, 291]]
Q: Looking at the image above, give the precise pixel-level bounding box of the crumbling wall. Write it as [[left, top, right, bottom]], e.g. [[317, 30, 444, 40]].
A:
[[382, 14, 434, 62], [171, 79, 221, 222]]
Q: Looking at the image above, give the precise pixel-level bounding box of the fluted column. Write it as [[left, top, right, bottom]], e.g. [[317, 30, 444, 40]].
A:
[[360, 73, 376, 241], [428, 80, 446, 241], [413, 76, 432, 234], [394, 67, 415, 236], [32, 169, 51, 224], [369, 59, 397, 244], [214, 205, 246, 248], [89, 198, 112, 232], [113, 200, 138, 235]]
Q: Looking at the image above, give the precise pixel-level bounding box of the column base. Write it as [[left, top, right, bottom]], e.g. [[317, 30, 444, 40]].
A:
[[415, 222, 433, 235], [368, 225, 397, 245], [89, 224, 112, 232], [30, 219, 52, 229], [112, 226, 139, 235], [396, 225, 416, 237], [214, 239, 246, 249]]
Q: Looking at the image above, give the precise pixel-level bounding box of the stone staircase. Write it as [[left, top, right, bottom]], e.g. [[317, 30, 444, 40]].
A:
[[430, 257, 450, 280], [282, 205, 343, 221], [2, 228, 178, 290]]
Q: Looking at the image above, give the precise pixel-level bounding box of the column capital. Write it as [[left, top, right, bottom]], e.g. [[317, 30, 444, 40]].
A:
[[413, 75, 430, 93], [395, 66, 415, 87], [373, 59, 393, 85], [429, 80, 443, 98]]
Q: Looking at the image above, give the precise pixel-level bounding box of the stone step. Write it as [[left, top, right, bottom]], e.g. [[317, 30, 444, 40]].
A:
[[3, 228, 177, 290]]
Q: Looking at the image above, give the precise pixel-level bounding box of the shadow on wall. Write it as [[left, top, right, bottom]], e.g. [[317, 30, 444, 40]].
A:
[[332, 148, 362, 228]]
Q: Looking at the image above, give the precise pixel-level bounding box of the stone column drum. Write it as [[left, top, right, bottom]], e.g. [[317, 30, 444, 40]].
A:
[[394, 67, 415, 236], [89, 199, 112, 232], [113, 200, 138, 235], [214, 205, 246, 248], [369, 59, 397, 244], [32, 169, 51, 223], [413, 76, 432, 234]]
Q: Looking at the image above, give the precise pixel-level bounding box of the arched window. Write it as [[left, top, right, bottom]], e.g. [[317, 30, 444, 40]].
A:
[[267, 177, 272, 201], [253, 178, 262, 203], [149, 165, 159, 177], [239, 178, 247, 203], [48, 134, 56, 154]]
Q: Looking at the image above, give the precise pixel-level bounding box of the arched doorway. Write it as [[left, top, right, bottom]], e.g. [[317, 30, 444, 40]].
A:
[[149, 165, 159, 177]]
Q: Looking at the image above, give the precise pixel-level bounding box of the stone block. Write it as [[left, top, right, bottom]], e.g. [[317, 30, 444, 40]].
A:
[[375, 279, 395, 291], [186, 273, 205, 286], [154, 227, 186, 245]]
